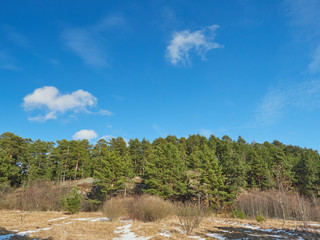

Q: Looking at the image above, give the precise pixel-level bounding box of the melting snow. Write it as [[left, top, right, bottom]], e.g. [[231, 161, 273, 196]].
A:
[[206, 233, 227, 240], [113, 221, 151, 240], [159, 230, 171, 238], [48, 216, 68, 222], [188, 236, 206, 240]]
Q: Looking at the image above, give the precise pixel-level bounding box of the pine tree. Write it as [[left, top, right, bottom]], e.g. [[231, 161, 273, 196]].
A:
[[144, 142, 187, 200]]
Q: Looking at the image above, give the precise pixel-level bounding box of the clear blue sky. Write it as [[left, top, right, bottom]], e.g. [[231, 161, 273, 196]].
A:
[[1, 0, 320, 150]]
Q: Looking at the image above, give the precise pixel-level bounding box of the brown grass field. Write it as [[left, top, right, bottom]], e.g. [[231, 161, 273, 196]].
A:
[[1, 210, 320, 239]]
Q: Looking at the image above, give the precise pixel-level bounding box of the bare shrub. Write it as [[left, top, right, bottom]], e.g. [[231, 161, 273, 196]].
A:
[[102, 197, 132, 221], [235, 190, 319, 222], [175, 203, 208, 234], [130, 195, 173, 222], [0, 181, 69, 211]]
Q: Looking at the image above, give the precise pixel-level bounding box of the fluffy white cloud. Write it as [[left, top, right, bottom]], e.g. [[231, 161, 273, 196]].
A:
[[73, 129, 98, 140], [166, 25, 222, 65], [23, 86, 111, 121]]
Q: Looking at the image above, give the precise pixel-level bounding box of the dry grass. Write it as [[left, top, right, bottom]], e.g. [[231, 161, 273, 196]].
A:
[[0, 210, 119, 239], [0, 210, 320, 239]]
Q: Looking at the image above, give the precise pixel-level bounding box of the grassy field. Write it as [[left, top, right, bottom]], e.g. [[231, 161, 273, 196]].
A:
[[1, 210, 320, 240]]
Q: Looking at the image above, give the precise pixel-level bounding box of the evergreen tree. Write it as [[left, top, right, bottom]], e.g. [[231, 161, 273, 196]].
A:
[[144, 142, 187, 200]]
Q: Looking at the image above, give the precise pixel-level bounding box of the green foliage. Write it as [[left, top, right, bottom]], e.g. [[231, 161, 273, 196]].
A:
[[144, 142, 187, 200], [1, 131, 320, 208], [231, 209, 246, 219], [61, 188, 82, 214], [256, 214, 266, 222]]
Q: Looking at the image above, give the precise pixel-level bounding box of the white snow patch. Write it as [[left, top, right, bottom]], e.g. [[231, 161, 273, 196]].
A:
[[188, 236, 206, 240], [307, 223, 320, 227], [18, 227, 53, 236], [0, 227, 53, 239], [113, 223, 151, 240], [159, 230, 171, 238], [72, 217, 95, 221], [206, 233, 227, 240], [48, 216, 68, 222], [90, 217, 109, 222]]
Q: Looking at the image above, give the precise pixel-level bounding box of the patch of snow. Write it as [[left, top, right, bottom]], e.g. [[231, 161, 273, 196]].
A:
[[120, 219, 133, 223], [72, 217, 95, 221], [0, 227, 53, 240], [159, 230, 171, 238], [188, 236, 206, 240], [18, 227, 53, 236], [267, 234, 287, 238], [175, 227, 186, 235], [206, 233, 227, 240], [90, 217, 109, 222], [307, 223, 320, 227], [48, 216, 68, 222], [113, 223, 152, 240]]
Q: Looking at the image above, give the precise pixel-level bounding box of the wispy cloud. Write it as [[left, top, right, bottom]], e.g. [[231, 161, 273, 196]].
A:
[[99, 135, 116, 141], [152, 124, 167, 137], [284, 0, 320, 73], [1, 25, 29, 48], [62, 15, 125, 69], [284, 0, 320, 35], [308, 44, 320, 73], [199, 129, 212, 138], [73, 129, 98, 140], [255, 79, 320, 125], [0, 50, 20, 71], [23, 86, 111, 121], [166, 25, 223, 66]]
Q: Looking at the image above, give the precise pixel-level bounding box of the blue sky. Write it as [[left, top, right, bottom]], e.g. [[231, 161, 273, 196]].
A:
[[1, 0, 320, 150]]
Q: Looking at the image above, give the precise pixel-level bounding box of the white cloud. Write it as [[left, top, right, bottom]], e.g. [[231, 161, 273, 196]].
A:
[[255, 79, 320, 125], [166, 25, 223, 65], [308, 45, 320, 73], [23, 86, 111, 121], [73, 129, 98, 140], [199, 129, 212, 138], [99, 135, 116, 141], [0, 63, 20, 71], [63, 28, 107, 68], [284, 0, 320, 73], [284, 0, 320, 35], [1, 25, 28, 48], [0, 50, 19, 71], [62, 15, 124, 69]]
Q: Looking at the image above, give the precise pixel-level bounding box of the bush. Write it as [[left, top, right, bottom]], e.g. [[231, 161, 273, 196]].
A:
[[235, 190, 319, 222], [175, 203, 208, 234], [0, 181, 68, 211], [102, 197, 132, 221], [130, 195, 173, 222], [231, 209, 246, 219], [61, 188, 82, 214], [256, 214, 266, 222]]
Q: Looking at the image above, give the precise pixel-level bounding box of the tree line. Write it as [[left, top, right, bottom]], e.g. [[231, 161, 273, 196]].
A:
[[0, 132, 319, 207]]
